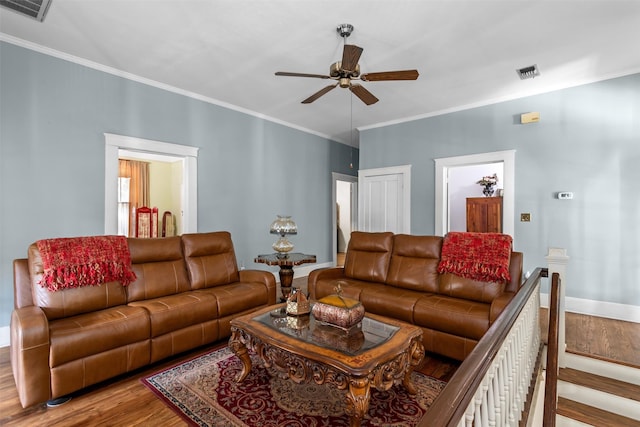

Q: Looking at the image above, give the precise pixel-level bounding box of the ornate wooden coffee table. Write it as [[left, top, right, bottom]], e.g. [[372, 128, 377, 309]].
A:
[[229, 304, 424, 427]]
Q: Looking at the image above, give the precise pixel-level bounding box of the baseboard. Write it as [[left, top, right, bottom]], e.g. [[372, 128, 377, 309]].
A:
[[540, 293, 640, 323]]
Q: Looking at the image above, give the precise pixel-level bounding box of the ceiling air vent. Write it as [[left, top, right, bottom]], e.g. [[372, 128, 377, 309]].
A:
[[516, 64, 540, 80], [0, 0, 52, 22]]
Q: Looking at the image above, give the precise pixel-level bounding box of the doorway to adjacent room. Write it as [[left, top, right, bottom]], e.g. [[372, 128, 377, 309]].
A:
[[434, 150, 515, 238], [333, 173, 357, 267], [104, 133, 199, 235]]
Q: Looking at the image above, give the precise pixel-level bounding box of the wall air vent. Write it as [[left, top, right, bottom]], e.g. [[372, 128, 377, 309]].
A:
[[516, 64, 540, 80], [0, 0, 52, 22]]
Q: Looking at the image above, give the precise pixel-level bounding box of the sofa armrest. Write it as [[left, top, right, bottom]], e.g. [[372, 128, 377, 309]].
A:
[[489, 291, 516, 324], [239, 269, 277, 305], [13, 258, 33, 308], [10, 306, 51, 408], [308, 267, 346, 300]]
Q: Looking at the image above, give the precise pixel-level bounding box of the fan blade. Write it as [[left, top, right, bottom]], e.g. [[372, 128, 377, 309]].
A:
[[275, 71, 331, 79], [361, 70, 419, 81], [341, 44, 363, 72], [349, 84, 379, 105], [301, 84, 338, 104]]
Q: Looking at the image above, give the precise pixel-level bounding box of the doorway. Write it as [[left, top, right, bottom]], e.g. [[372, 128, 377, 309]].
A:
[[118, 150, 184, 236], [332, 173, 357, 267], [434, 150, 515, 238], [104, 133, 199, 235], [448, 162, 504, 232]]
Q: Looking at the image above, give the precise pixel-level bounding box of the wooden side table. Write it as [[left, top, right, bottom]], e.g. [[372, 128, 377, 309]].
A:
[[254, 252, 316, 301]]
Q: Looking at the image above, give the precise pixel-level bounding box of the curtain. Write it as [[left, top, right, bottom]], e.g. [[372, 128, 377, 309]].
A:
[[119, 159, 150, 237]]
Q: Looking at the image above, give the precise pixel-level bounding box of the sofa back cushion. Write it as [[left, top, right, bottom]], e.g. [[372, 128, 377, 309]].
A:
[[126, 236, 191, 301], [439, 251, 523, 303], [506, 252, 524, 293], [344, 232, 393, 283], [181, 231, 240, 289], [386, 234, 442, 292], [28, 243, 127, 320], [439, 273, 506, 303]]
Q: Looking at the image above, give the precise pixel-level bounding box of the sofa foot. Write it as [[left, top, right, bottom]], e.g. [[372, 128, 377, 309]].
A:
[[46, 396, 71, 407]]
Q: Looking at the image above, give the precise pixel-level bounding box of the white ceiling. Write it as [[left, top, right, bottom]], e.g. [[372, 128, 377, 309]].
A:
[[1, 1, 639, 146]]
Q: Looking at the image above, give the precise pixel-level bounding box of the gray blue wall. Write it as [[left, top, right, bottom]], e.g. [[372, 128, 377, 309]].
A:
[[0, 42, 358, 326], [360, 73, 640, 307]]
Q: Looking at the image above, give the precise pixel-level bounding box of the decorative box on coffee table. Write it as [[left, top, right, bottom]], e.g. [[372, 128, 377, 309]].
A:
[[311, 293, 365, 330]]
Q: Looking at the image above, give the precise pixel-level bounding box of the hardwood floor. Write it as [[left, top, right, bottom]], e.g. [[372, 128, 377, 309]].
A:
[[540, 308, 640, 368], [1, 308, 637, 426]]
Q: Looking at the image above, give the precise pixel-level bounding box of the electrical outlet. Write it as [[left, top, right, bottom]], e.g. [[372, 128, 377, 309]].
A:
[[520, 213, 531, 222]]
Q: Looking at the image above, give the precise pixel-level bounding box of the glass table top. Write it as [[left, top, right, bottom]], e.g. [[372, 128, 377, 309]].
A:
[[253, 308, 399, 356]]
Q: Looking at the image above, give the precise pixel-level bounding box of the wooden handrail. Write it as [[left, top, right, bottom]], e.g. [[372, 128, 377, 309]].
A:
[[421, 267, 548, 427], [543, 272, 561, 426]]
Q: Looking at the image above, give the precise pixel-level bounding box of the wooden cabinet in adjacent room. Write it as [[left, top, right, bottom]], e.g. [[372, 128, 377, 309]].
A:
[[466, 197, 503, 233]]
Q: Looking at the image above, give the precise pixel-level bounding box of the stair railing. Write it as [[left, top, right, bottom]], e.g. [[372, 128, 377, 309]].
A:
[[422, 267, 546, 427], [543, 272, 561, 426]]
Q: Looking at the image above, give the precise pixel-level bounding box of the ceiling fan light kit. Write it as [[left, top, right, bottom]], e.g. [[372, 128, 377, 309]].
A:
[[275, 23, 419, 105]]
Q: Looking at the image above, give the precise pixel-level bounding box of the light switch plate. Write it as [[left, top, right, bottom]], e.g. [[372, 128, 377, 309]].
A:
[[521, 213, 531, 222]]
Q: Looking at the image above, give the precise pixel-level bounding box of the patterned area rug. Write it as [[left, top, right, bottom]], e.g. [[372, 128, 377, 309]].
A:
[[142, 346, 453, 427]]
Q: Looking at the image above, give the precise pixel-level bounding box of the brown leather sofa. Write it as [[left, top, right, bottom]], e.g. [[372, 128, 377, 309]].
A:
[[10, 231, 276, 408], [308, 231, 523, 361]]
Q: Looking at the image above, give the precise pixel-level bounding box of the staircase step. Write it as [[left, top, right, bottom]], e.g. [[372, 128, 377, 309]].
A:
[[557, 397, 640, 427], [559, 368, 640, 402]]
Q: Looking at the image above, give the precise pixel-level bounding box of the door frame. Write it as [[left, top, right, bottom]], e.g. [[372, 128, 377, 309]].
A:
[[104, 133, 199, 234], [358, 165, 411, 234], [434, 150, 515, 238], [332, 172, 358, 266]]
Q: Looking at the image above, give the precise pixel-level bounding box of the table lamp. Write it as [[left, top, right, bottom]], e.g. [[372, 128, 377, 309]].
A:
[[270, 215, 297, 256]]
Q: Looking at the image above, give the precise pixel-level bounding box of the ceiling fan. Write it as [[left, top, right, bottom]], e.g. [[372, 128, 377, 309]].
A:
[[275, 24, 419, 105]]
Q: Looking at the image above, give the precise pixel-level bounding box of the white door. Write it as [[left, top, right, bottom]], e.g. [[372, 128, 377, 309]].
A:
[[358, 165, 411, 233]]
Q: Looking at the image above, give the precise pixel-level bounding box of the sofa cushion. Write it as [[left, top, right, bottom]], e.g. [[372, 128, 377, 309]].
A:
[[312, 277, 381, 301], [128, 291, 218, 338], [195, 282, 270, 317], [48, 305, 150, 367], [386, 234, 442, 293], [359, 285, 425, 324], [127, 236, 191, 302], [182, 232, 240, 289], [28, 244, 128, 320], [413, 294, 490, 340], [439, 273, 506, 304], [343, 231, 393, 283]]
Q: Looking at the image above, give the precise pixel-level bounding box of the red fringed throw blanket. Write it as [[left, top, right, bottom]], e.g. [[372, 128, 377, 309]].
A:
[[437, 232, 512, 283], [37, 236, 137, 292]]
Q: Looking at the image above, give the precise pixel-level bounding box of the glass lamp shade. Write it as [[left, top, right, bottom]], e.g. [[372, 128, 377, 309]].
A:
[[270, 215, 297, 254], [270, 215, 298, 235]]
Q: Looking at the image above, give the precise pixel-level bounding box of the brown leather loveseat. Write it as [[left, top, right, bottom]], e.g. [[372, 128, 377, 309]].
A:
[[308, 231, 523, 361], [10, 231, 276, 408]]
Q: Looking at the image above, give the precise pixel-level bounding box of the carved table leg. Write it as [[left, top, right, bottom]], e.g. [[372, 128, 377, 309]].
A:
[[278, 265, 294, 301], [228, 327, 252, 382], [345, 376, 371, 427], [402, 337, 426, 395]]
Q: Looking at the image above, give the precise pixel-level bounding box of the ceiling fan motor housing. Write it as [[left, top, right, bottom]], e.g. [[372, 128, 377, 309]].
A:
[[330, 62, 360, 79]]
